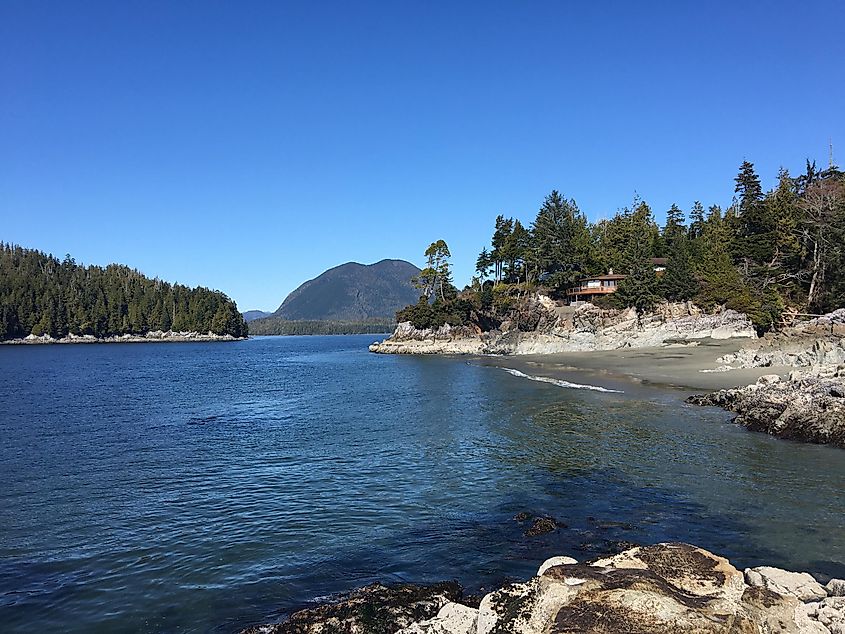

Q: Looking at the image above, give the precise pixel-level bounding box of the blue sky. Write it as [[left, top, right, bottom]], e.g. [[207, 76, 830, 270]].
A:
[[2, 1, 843, 311]]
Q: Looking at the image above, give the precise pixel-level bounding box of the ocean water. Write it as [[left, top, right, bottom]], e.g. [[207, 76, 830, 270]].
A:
[[1, 335, 843, 633]]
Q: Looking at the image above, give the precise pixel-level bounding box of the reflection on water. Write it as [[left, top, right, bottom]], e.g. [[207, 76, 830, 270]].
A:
[[0, 336, 842, 633]]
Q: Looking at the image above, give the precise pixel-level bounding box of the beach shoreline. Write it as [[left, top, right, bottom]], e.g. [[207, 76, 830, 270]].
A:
[[470, 338, 791, 393]]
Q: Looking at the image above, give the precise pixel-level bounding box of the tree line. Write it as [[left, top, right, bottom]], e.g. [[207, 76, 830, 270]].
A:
[[247, 317, 394, 336], [0, 243, 248, 340], [399, 159, 845, 331]]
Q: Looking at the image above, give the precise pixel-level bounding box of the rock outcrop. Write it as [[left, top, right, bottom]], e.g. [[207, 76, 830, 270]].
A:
[[369, 301, 756, 355], [244, 544, 844, 633], [712, 310, 845, 374], [687, 374, 845, 448]]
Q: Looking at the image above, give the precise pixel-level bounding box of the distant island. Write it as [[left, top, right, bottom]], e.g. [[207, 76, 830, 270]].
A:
[[0, 243, 248, 342], [247, 259, 420, 336]]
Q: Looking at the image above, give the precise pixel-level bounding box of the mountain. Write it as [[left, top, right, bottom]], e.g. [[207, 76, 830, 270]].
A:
[[242, 310, 271, 322], [272, 259, 421, 322]]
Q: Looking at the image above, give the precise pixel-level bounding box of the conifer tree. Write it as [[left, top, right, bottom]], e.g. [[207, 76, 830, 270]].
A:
[[663, 204, 686, 249], [613, 251, 661, 313], [661, 237, 700, 302]]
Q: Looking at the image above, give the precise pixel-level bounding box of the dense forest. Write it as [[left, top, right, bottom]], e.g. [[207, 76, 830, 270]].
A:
[[0, 244, 248, 340], [247, 316, 393, 336], [399, 159, 845, 332]]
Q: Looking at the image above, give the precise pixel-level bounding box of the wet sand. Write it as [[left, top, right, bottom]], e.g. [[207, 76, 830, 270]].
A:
[[474, 338, 790, 394]]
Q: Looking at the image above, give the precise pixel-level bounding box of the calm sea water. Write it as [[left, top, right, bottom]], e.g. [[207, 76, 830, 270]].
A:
[[1, 335, 843, 633]]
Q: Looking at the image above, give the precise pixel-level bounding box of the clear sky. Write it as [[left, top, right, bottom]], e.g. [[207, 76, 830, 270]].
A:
[[2, 1, 843, 311]]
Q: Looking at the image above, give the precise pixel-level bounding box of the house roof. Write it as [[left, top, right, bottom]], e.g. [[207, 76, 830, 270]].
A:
[[578, 274, 626, 281]]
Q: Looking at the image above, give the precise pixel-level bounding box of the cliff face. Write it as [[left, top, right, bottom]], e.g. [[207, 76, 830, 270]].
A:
[[369, 299, 756, 355]]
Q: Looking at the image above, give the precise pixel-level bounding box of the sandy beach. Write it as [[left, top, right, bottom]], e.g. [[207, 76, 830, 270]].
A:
[[473, 338, 791, 394]]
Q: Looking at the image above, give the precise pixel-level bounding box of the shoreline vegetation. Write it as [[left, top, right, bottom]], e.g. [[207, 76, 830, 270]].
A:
[[242, 542, 845, 633]]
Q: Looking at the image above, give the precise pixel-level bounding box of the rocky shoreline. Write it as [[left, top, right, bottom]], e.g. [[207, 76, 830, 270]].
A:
[[369, 301, 756, 355], [371, 300, 845, 450], [242, 543, 844, 633], [686, 310, 845, 448], [687, 374, 845, 448], [0, 330, 246, 345]]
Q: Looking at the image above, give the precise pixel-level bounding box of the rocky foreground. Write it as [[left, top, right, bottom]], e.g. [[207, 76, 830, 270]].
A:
[[0, 330, 246, 344], [369, 301, 755, 355], [242, 543, 844, 633]]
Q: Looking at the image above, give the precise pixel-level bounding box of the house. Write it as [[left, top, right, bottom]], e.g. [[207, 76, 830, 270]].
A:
[[566, 273, 626, 303], [566, 259, 667, 304]]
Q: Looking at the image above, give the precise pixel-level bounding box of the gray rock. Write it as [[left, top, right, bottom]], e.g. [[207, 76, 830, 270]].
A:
[[687, 375, 845, 448], [745, 566, 828, 602], [829, 578, 845, 597], [536, 556, 578, 577], [397, 602, 478, 634], [474, 543, 824, 633]]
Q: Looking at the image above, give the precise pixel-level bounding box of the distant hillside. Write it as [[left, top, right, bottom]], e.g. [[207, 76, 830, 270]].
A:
[[242, 310, 271, 322], [273, 259, 421, 321]]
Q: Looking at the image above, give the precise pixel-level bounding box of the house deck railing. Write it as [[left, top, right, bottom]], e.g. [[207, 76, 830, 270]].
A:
[[566, 285, 617, 295]]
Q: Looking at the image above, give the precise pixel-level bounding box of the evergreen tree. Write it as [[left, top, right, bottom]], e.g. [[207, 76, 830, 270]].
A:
[[613, 252, 661, 313], [661, 237, 699, 301], [414, 240, 454, 301], [475, 247, 492, 281], [688, 201, 705, 239], [530, 190, 591, 290], [663, 204, 686, 249]]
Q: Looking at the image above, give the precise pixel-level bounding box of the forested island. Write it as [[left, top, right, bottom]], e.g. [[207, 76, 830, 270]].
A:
[[396, 160, 844, 333], [0, 244, 248, 341]]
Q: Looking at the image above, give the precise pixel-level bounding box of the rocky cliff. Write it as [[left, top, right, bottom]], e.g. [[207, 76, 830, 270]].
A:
[[369, 300, 756, 355], [242, 543, 844, 633]]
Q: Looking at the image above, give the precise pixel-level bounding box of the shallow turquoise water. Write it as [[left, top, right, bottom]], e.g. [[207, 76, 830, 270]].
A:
[[0, 335, 843, 632]]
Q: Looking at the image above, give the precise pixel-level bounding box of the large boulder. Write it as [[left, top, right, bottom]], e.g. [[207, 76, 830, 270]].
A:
[[473, 543, 825, 633]]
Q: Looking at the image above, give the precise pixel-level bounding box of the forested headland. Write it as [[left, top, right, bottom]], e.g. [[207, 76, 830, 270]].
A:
[[0, 244, 248, 340], [398, 159, 845, 332]]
